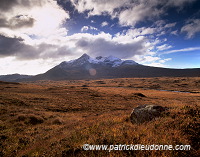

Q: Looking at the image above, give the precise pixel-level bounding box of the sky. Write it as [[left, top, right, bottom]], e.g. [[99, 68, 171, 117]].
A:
[[0, 0, 200, 75]]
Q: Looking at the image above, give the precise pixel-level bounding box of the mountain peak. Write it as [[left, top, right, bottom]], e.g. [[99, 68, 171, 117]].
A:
[[79, 53, 90, 59], [64, 53, 91, 67]]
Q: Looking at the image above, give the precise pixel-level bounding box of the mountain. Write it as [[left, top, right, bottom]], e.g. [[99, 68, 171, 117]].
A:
[[59, 53, 138, 68], [0, 74, 31, 82], [22, 54, 200, 81]]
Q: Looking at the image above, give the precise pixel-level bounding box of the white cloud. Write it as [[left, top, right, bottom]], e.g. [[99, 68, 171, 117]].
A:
[[146, 62, 166, 67], [81, 26, 89, 32], [133, 55, 172, 67], [166, 0, 197, 7], [159, 58, 172, 63], [70, 0, 196, 27], [0, 0, 69, 38], [81, 26, 98, 32], [181, 19, 200, 39], [101, 21, 109, 27], [118, 1, 163, 26], [70, 0, 130, 16], [165, 22, 176, 28], [157, 31, 166, 36], [0, 57, 60, 75], [142, 56, 161, 62], [126, 27, 156, 38], [154, 20, 166, 27], [171, 30, 178, 35], [90, 26, 98, 31], [157, 44, 172, 51], [163, 47, 200, 54]]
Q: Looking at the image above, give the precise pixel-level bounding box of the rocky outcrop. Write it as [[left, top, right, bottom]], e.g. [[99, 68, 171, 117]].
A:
[[130, 104, 167, 124]]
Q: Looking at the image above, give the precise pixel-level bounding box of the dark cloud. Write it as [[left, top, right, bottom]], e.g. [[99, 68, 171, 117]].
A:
[[0, 15, 35, 29], [39, 44, 74, 59], [0, 35, 40, 59], [0, 0, 18, 11], [0, 35, 73, 60], [0, 18, 8, 27], [0, 35, 24, 56], [9, 15, 35, 29], [0, 0, 43, 11], [76, 37, 146, 59], [0, 0, 37, 30]]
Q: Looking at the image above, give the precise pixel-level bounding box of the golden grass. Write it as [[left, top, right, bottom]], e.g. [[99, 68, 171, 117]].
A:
[[0, 77, 199, 156]]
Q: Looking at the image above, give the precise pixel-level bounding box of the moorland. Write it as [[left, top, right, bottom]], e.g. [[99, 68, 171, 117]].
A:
[[0, 77, 199, 156]]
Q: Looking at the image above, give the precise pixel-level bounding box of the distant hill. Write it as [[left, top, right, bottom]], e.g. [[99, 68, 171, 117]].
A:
[[1, 54, 200, 82], [0, 74, 31, 82]]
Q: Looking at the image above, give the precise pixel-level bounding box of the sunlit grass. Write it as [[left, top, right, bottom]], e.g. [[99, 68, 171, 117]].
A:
[[0, 77, 199, 156]]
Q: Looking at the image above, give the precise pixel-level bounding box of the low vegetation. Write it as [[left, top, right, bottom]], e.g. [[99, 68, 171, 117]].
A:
[[0, 77, 199, 156]]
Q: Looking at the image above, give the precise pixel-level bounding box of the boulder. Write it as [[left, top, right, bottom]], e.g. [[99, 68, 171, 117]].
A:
[[130, 104, 167, 124]]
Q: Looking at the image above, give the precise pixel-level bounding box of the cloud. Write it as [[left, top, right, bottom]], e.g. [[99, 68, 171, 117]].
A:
[[0, 0, 71, 61], [81, 26, 89, 32], [101, 21, 109, 27], [165, 22, 176, 28], [89, 26, 98, 31], [0, 57, 60, 75], [171, 30, 178, 35], [166, 0, 197, 7], [0, 15, 35, 29], [118, 1, 163, 26], [81, 26, 98, 32], [123, 24, 175, 40], [0, 0, 69, 38], [74, 32, 151, 59], [70, 0, 129, 16], [154, 20, 166, 27], [70, 0, 197, 27], [0, 34, 74, 60], [159, 58, 172, 63], [0, 35, 24, 56], [157, 44, 172, 51], [0, 30, 151, 60], [76, 37, 145, 58], [163, 47, 200, 54], [133, 55, 172, 67], [125, 27, 156, 38], [146, 62, 166, 67], [181, 19, 200, 39], [0, 0, 19, 11]]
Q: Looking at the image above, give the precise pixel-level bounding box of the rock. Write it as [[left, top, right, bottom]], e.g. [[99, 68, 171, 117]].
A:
[[132, 93, 146, 97], [130, 104, 167, 124], [52, 118, 63, 125], [17, 114, 44, 125]]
